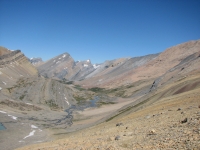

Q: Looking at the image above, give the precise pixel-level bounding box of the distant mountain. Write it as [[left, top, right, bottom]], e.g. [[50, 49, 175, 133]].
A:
[[37, 52, 160, 84], [78, 54, 160, 88], [78, 40, 200, 88], [37, 53, 95, 80], [29, 57, 44, 66]]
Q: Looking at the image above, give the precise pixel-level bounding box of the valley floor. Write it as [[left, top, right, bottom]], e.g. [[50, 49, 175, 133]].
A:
[[16, 87, 200, 150]]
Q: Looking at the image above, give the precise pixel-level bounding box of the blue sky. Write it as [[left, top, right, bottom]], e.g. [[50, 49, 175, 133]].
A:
[[0, 0, 200, 64]]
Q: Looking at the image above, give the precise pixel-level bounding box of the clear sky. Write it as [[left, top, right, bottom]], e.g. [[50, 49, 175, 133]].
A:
[[0, 0, 200, 64]]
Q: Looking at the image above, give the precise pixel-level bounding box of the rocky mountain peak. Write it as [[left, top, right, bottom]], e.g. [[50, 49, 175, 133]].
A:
[[29, 57, 43, 66]]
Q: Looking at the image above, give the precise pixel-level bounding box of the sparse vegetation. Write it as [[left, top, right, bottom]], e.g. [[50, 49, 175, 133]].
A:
[[89, 87, 105, 92], [115, 90, 126, 97], [74, 85, 85, 91], [97, 101, 116, 106], [73, 95, 87, 103], [45, 99, 59, 109], [7, 87, 13, 93], [19, 94, 25, 100], [88, 87, 127, 97], [66, 81, 74, 84]]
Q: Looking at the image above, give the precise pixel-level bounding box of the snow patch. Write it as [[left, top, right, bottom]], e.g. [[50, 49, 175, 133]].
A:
[[63, 54, 66, 58], [0, 110, 7, 114], [84, 64, 88, 67], [8, 115, 17, 120], [93, 64, 100, 69], [56, 61, 60, 64], [87, 59, 90, 62], [0, 87, 2, 90], [2, 81, 7, 85], [66, 101, 69, 105], [23, 130, 36, 139], [31, 125, 38, 128], [26, 103, 33, 105], [0, 71, 2, 74]]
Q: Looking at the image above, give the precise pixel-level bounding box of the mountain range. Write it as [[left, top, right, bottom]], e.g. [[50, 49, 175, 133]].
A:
[[0, 40, 200, 150]]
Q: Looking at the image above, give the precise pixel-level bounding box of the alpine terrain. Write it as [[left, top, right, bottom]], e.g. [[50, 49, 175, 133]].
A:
[[0, 40, 200, 150]]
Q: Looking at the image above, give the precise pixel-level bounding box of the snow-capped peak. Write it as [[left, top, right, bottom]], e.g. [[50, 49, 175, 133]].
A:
[[84, 64, 88, 67], [93, 64, 100, 69]]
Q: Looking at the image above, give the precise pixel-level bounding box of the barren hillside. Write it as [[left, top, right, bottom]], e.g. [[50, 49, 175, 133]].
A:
[[78, 40, 200, 88], [16, 73, 200, 150], [0, 40, 200, 150]]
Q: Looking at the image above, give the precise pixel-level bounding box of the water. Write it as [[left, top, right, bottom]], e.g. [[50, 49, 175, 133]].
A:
[[63, 96, 100, 126], [0, 123, 6, 130], [90, 96, 99, 107]]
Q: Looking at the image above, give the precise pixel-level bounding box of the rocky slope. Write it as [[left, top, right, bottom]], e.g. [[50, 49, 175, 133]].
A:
[[14, 39, 200, 150], [79, 54, 159, 88], [150, 51, 200, 92], [0, 49, 97, 150], [1, 77, 74, 110], [16, 70, 200, 150]]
